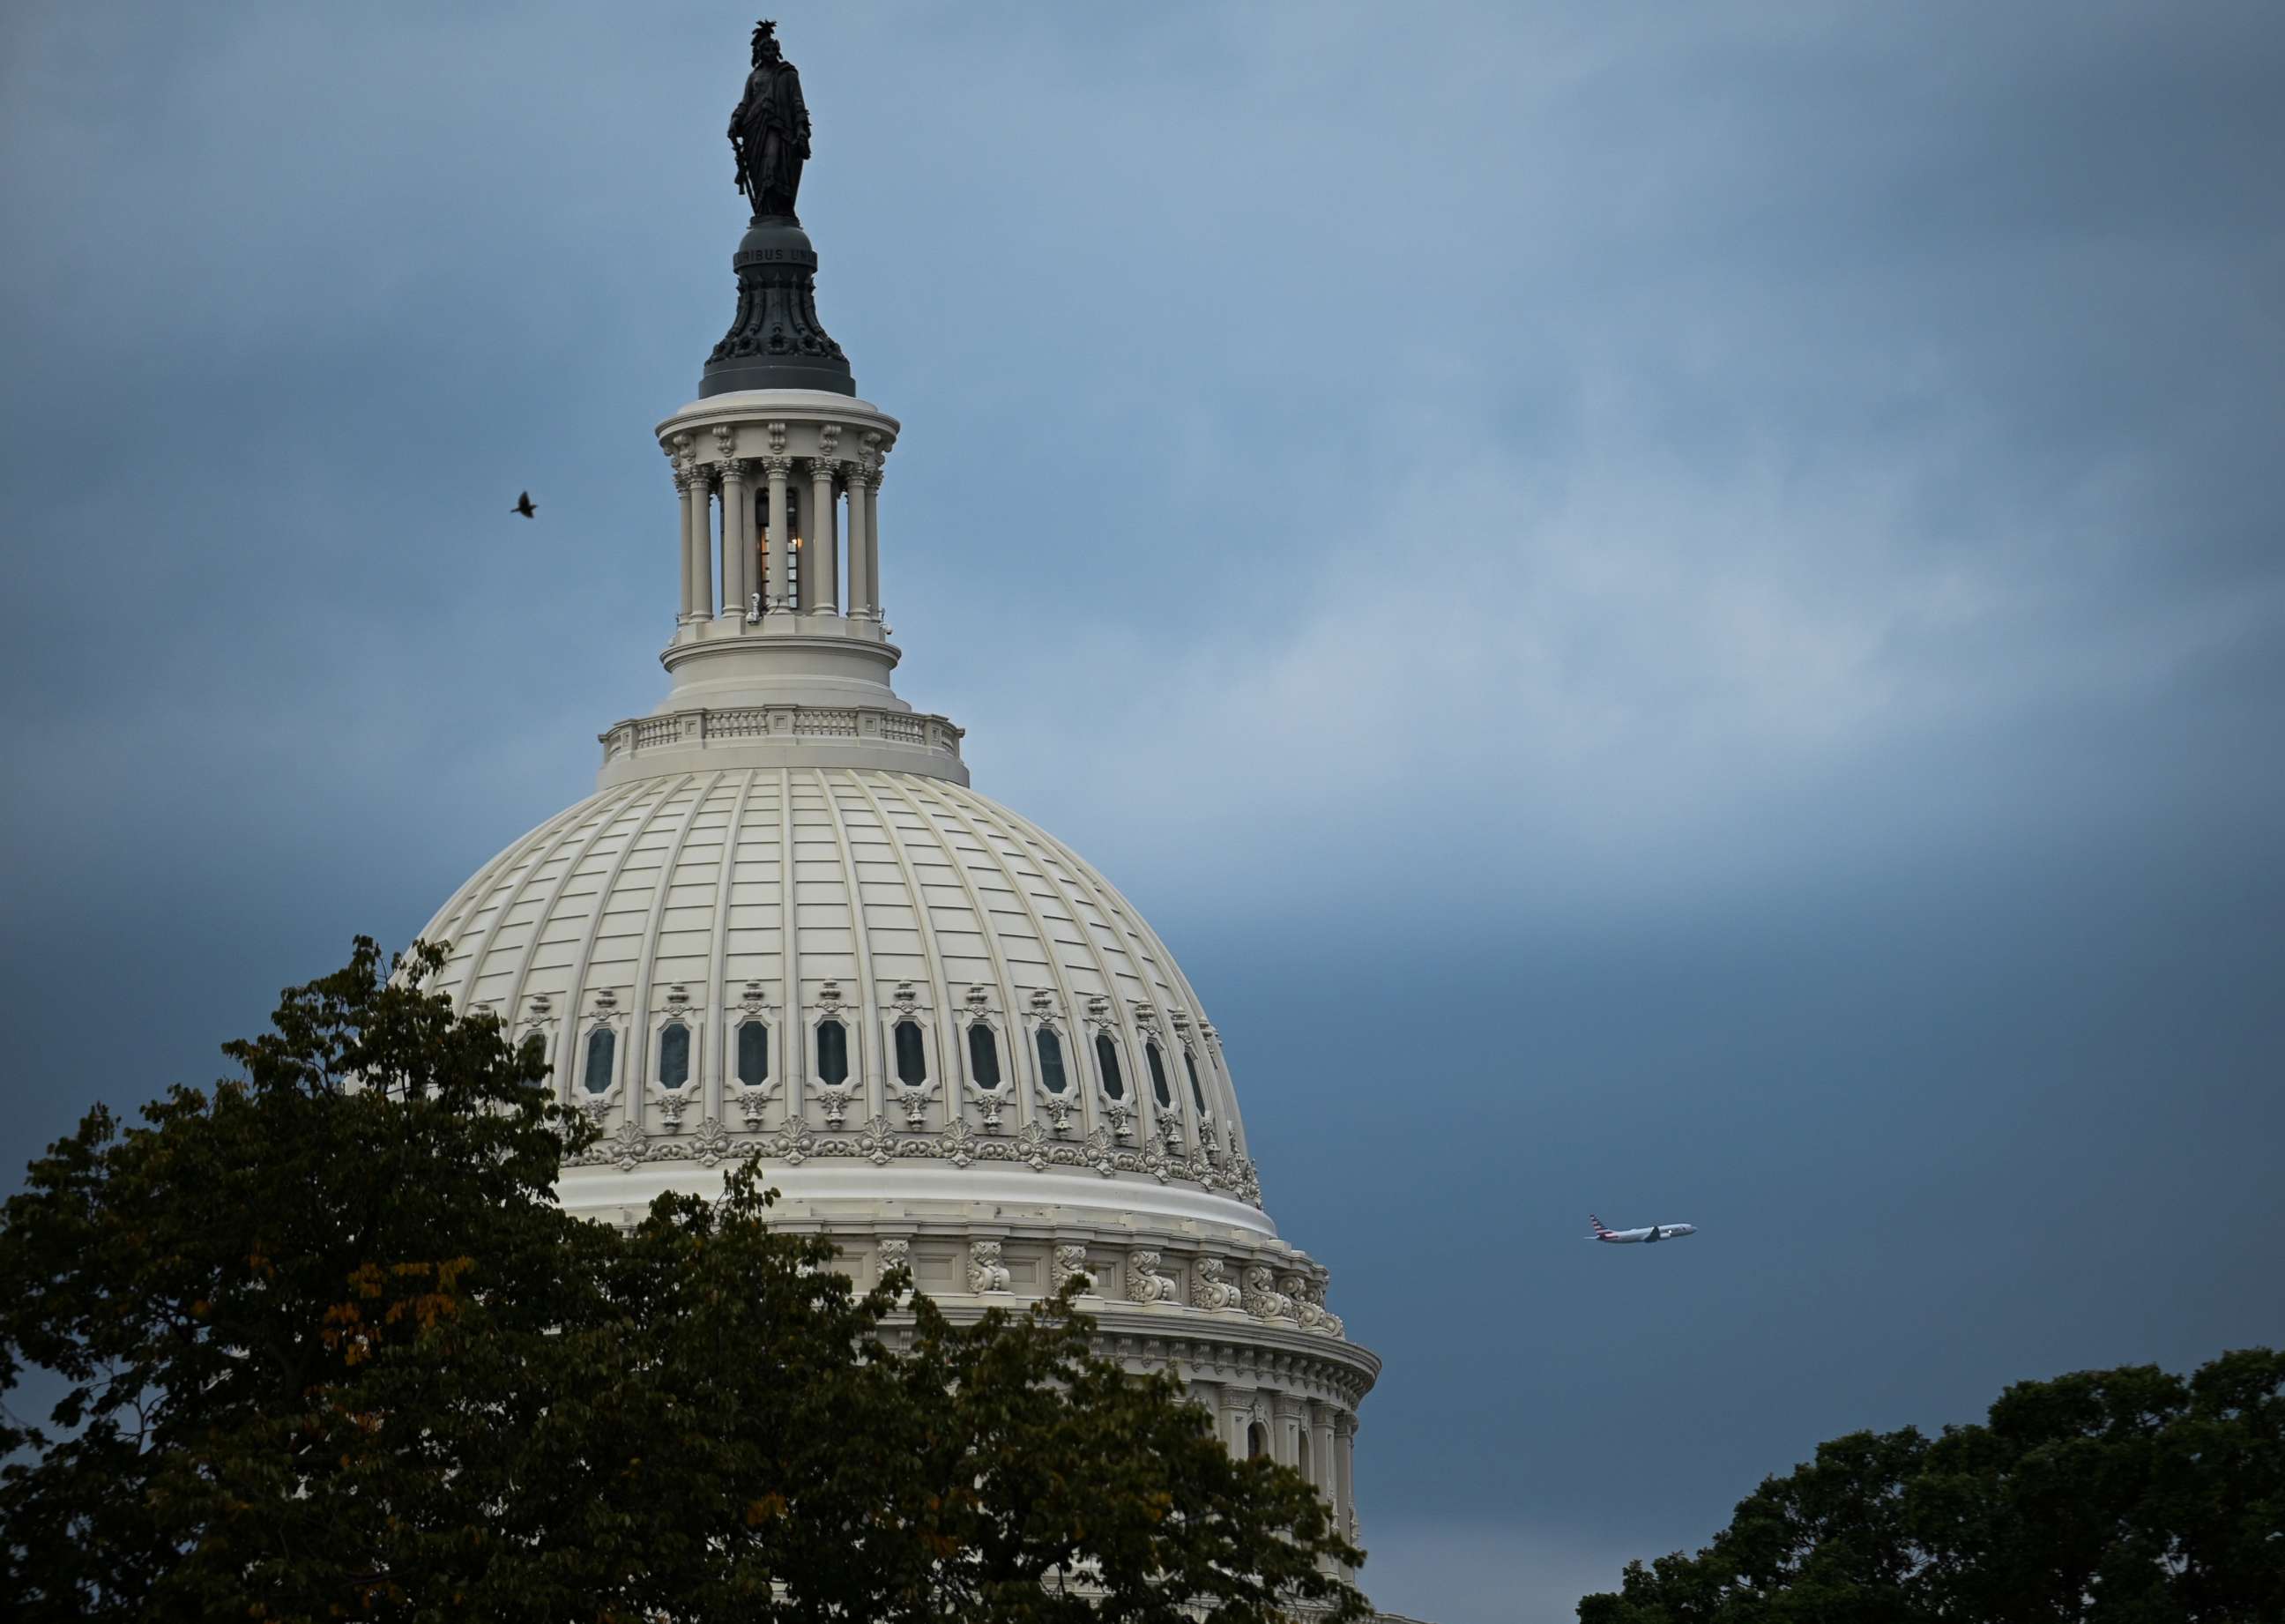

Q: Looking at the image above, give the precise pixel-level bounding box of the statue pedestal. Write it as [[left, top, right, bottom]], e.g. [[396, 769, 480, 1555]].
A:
[[700, 217, 855, 398]]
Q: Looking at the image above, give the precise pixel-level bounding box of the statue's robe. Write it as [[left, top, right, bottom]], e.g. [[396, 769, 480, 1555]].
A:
[[733, 61, 809, 217]]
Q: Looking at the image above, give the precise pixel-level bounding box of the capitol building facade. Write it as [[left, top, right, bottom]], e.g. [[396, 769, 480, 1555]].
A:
[[413, 21, 1389, 1605]]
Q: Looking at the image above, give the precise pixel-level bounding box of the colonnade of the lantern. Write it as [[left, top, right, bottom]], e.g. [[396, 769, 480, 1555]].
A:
[[669, 443, 886, 632]]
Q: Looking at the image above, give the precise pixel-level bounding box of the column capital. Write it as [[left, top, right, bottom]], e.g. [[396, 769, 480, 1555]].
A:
[[841, 462, 874, 492], [720, 457, 752, 484], [760, 455, 795, 480]]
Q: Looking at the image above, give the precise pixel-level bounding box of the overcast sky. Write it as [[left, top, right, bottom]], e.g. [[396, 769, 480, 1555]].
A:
[[4, 4, 2283, 1620]]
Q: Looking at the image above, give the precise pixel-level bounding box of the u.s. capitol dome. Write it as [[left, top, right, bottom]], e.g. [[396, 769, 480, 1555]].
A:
[[414, 24, 1380, 1561]]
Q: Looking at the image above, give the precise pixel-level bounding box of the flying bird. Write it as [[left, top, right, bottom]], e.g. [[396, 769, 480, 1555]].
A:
[[1588, 1213, 1697, 1245], [511, 491, 537, 518]]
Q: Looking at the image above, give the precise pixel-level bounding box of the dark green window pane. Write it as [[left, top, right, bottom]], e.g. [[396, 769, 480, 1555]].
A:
[[737, 1019, 769, 1085], [967, 1023, 1001, 1088], [583, 1028, 615, 1094], [1096, 1033, 1125, 1100], [894, 1020, 927, 1084], [1145, 1042, 1172, 1109], [1184, 1047, 1206, 1114], [658, 1024, 690, 1089], [1037, 1028, 1067, 1093], [816, 1019, 849, 1084]]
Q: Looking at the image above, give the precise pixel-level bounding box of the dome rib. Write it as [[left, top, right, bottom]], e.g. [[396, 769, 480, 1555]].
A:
[[465, 789, 629, 1021], [1016, 813, 1249, 1156], [558, 776, 697, 1087], [899, 775, 1106, 1141], [430, 798, 588, 1002], [702, 769, 759, 1081], [840, 770, 981, 1121], [942, 786, 1166, 1144], [816, 770, 888, 1104], [626, 772, 728, 1096]]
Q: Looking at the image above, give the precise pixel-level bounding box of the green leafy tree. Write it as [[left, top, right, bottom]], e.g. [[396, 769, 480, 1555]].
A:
[[0, 939, 1363, 1623], [1577, 1349, 2285, 1624]]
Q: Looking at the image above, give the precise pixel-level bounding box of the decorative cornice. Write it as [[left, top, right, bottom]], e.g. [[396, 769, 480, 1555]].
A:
[[569, 1112, 1266, 1209], [599, 703, 964, 770]]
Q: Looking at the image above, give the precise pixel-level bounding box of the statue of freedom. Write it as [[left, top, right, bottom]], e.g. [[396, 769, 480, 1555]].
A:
[[729, 20, 811, 220]]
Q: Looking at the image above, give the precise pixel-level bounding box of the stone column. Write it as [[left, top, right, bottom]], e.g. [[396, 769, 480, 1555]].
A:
[[718, 460, 751, 622], [1275, 1393, 1306, 1471], [682, 467, 713, 622], [844, 466, 873, 617], [1312, 1405, 1337, 1500], [763, 456, 793, 612], [807, 457, 839, 615], [673, 468, 694, 621], [863, 459, 883, 622], [1334, 1412, 1358, 1552]]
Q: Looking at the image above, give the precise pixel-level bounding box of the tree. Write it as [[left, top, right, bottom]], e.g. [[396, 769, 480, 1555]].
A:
[[1577, 1349, 2285, 1624], [0, 939, 1363, 1623]]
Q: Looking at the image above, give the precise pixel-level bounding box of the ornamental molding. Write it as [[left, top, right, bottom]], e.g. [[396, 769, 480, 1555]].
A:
[[688, 1116, 733, 1169], [885, 1076, 939, 1131], [599, 704, 966, 770], [728, 1076, 780, 1133], [1052, 1244, 1092, 1295], [967, 1240, 1011, 1294], [648, 1078, 696, 1132], [1031, 1074, 1080, 1135], [1281, 1270, 1344, 1338], [964, 1080, 1009, 1133], [1193, 1255, 1243, 1312], [1127, 1250, 1179, 1306], [562, 1100, 1268, 1209], [811, 1082, 860, 1131], [1241, 1265, 1299, 1324]]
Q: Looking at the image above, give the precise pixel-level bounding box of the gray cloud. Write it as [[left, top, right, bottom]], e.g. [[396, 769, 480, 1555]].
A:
[[4, 4, 2283, 1620]]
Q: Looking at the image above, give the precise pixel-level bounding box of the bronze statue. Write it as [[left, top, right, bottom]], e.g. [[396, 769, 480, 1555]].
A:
[[729, 20, 810, 219]]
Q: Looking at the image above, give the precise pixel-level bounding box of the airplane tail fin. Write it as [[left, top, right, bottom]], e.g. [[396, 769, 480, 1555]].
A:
[[1589, 1213, 1614, 1237]]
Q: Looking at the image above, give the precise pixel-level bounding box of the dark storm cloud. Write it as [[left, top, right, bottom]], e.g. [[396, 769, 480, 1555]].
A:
[[4, 5, 2281, 1620]]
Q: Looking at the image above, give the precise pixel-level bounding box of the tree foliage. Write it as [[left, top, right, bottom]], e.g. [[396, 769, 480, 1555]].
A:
[[1578, 1348, 2285, 1624], [0, 939, 1364, 1623]]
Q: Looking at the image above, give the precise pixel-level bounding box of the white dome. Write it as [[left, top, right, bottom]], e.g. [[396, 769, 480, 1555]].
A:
[[410, 333, 1375, 1537], [417, 764, 1274, 1234]]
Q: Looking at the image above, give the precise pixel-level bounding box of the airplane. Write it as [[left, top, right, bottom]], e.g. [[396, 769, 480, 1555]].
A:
[[1589, 1213, 1697, 1245]]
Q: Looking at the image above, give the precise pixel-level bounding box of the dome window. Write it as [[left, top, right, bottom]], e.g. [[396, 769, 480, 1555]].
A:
[[1184, 1047, 1207, 1115], [1247, 1422, 1269, 1460], [1036, 1027, 1068, 1093], [1145, 1042, 1172, 1110], [893, 1019, 927, 1085], [657, 1023, 691, 1089], [815, 1018, 850, 1085], [518, 1032, 549, 1076], [582, 1028, 616, 1094], [1299, 1431, 1314, 1486], [967, 1023, 1002, 1088], [736, 1018, 769, 1086], [1095, 1033, 1125, 1100]]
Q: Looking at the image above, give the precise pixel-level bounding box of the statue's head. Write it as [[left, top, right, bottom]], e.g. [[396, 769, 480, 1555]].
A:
[[751, 19, 782, 66]]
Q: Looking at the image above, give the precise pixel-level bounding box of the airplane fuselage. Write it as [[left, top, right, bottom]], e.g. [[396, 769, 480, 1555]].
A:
[[1589, 1221, 1697, 1244]]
